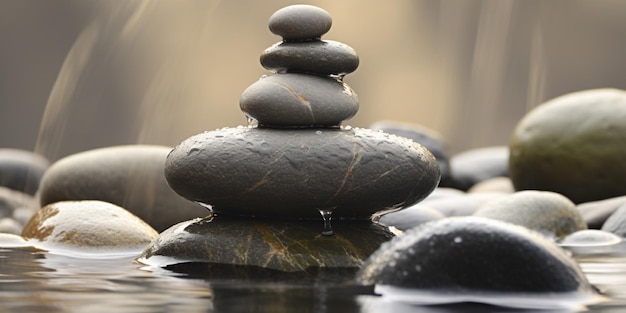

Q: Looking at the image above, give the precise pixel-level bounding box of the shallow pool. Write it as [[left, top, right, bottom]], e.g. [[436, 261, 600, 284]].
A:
[[1, 241, 625, 313]]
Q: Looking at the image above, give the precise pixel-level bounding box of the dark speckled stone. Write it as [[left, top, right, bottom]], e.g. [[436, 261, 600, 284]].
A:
[[356, 217, 593, 293], [261, 40, 358, 75], [139, 215, 394, 273], [165, 127, 440, 219]]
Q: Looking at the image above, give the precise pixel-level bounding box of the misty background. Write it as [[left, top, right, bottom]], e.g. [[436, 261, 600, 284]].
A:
[[1, 0, 626, 162]]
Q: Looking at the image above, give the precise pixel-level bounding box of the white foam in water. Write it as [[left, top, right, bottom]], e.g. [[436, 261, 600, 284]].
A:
[[27, 239, 148, 260], [373, 285, 607, 311]]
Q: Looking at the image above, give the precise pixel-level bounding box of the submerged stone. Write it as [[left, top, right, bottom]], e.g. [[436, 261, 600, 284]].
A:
[[22, 200, 158, 252], [165, 127, 440, 219], [38, 145, 206, 231], [240, 73, 358, 127], [473, 190, 586, 238], [139, 216, 394, 273], [355, 217, 593, 293], [509, 88, 626, 203]]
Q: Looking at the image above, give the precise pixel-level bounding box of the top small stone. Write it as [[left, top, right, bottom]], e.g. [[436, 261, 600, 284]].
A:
[[268, 5, 332, 41]]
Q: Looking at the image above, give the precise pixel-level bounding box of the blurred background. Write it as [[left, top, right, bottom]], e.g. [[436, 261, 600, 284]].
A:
[[1, 0, 626, 161]]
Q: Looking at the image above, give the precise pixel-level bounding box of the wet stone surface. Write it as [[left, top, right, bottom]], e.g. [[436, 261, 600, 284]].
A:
[[370, 120, 451, 187], [22, 200, 158, 250], [356, 216, 594, 293], [139, 216, 394, 273], [166, 127, 440, 219]]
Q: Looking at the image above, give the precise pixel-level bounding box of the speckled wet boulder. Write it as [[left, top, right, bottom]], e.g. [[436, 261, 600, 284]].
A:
[[510, 88, 626, 204], [0, 148, 49, 195], [22, 200, 158, 252], [370, 121, 451, 187], [356, 217, 593, 293], [139, 215, 394, 272], [447, 146, 509, 190], [473, 190, 586, 237], [38, 145, 206, 232], [165, 127, 440, 219]]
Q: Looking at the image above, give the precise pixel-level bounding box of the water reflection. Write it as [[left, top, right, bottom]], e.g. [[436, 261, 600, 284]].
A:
[[2, 244, 626, 312]]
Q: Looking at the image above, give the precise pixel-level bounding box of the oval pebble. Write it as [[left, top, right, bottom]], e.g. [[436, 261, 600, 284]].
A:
[[261, 40, 358, 75], [240, 73, 359, 127], [268, 5, 332, 41]]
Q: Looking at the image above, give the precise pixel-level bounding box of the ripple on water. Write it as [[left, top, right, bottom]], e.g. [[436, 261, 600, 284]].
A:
[[364, 285, 606, 311]]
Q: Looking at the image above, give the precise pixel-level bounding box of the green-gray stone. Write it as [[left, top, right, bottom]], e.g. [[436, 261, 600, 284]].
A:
[[509, 88, 626, 204]]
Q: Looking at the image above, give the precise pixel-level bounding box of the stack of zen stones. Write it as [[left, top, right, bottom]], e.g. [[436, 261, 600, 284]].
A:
[[139, 4, 440, 276]]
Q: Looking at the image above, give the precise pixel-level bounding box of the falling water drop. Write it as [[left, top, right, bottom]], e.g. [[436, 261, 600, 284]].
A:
[[318, 209, 334, 236]]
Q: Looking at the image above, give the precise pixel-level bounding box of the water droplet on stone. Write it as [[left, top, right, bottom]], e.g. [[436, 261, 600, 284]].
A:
[[454, 236, 463, 243], [196, 202, 214, 213], [318, 208, 334, 236], [245, 115, 258, 128]]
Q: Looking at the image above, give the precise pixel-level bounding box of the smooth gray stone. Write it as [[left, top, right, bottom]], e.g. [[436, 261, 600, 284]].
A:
[[261, 40, 358, 75], [423, 192, 505, 217], [165, 127, 441, 219], [601, 203, 626, 237], [467, 176, 514, 194], [577, 195, 626, 229], [355, 217, 594, 293], [38, 145, 206, 232], [473, 190, 586, 238], [240, 73, 358, 128], [447, 146, 509, 190], [268, 5, 332, 41], [0, 148, 49, 195]]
